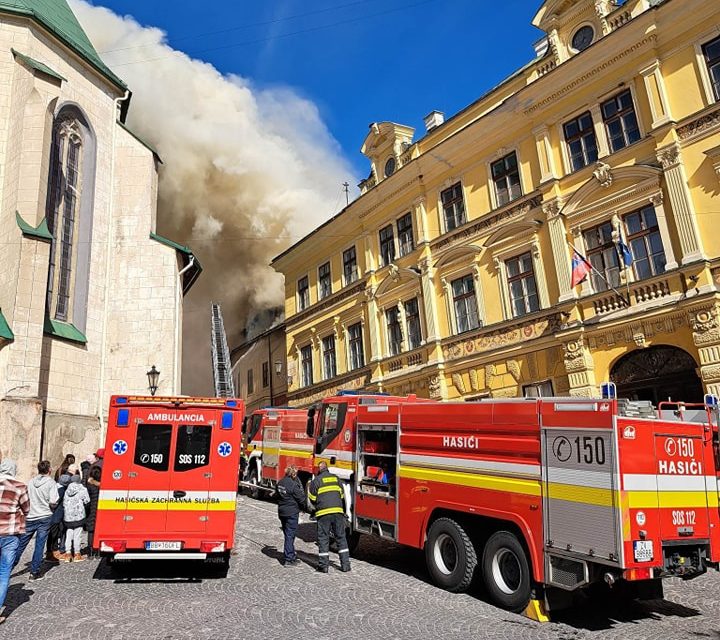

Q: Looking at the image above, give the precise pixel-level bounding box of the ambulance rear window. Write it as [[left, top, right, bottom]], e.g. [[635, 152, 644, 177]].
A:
[[174, 425, 212, 472], [134, 424, 171, 471]]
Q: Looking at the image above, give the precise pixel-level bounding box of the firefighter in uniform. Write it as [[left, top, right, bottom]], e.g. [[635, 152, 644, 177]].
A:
[[308, 461, 351, 573]]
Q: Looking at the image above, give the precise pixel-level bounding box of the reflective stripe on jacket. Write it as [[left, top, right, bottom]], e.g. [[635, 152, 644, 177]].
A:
[[308, 469, 344, 518]]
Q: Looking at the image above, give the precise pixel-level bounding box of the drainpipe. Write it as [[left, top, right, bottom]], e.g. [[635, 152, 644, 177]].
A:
[[174, 256, 195, 394], [98, 90, 130, 444]]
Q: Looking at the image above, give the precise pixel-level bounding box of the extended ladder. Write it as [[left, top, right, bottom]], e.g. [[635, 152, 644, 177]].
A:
[[211, 302, 235, 398]]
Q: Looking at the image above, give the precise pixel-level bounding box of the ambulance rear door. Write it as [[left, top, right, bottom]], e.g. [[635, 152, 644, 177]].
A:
[[125, 420, 173, 533], [169, 420, 214, 533]]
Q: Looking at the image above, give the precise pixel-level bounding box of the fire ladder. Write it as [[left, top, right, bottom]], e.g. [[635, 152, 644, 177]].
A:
[[211, 302, 235, 398]]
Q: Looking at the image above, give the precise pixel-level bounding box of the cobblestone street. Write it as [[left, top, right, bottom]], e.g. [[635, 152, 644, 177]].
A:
[[1, 496, 719, 640]]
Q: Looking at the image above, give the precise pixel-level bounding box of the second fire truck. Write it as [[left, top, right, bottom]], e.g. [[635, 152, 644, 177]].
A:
[[305, 390, 720, 616], [241, 407, 314, 496]]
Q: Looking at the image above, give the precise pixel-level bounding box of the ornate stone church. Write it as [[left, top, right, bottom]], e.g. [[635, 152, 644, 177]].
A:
[[0, 0, 201, 477]]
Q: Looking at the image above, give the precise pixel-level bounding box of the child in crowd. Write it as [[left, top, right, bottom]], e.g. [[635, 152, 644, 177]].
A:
[[61, 465, 89, 562]]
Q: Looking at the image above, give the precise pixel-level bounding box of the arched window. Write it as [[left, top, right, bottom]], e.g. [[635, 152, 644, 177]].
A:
[[45, 105, 95, 330]]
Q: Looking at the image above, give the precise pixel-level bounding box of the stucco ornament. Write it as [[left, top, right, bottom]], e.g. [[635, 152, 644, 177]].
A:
[[428, 376, 442, 399], [690, 307, 720, 347], [593, 161, 613, 188], [563, 338, 590, 372], [507, 360, 521, 382], [469, 369, 480, 392], [452, 373, 466, 394]]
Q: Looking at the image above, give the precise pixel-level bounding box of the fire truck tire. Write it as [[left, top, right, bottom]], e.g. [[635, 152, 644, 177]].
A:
[[347, 529, 361, 556], [481, 531, 532, 613], [425, 518, 477, 593], [247, 467, 261, 500]]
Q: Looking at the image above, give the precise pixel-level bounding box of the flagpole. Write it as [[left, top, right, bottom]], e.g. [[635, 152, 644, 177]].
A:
[[566, 240, 631, 307]]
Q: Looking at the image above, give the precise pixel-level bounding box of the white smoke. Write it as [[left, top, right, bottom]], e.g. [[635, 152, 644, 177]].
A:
[[70, 1, 358, 393]]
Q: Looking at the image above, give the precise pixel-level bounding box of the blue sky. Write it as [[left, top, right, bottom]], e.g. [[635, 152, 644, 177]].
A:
[[94, 0, 543, 178]]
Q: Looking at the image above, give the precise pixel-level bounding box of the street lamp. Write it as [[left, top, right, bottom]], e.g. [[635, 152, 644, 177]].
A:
[[147, 365, 160, 396], [274, 360, 283, 375]]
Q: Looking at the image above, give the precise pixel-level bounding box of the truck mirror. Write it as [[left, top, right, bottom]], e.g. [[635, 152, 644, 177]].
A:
[[241, 417, 248, 435], [306, 406, 316, 438]]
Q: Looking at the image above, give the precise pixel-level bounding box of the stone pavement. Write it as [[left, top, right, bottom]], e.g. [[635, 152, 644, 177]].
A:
[[1, 496, 719, 640]]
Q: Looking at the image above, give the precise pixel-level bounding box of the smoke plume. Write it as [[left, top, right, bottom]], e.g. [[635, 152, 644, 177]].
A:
[[71, 1, 358, 393]]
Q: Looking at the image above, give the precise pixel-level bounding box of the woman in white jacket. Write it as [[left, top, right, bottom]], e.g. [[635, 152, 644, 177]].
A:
[[61, 466, 89, 562]]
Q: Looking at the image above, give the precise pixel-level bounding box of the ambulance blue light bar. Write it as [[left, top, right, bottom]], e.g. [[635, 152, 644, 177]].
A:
[[221, 412, 233, 429], [116, 397, 128, 404], [600, 382, 617, 400], [226, 400, 237, 407], [117, 409, 130, 427], [704, 394, 719, 408]]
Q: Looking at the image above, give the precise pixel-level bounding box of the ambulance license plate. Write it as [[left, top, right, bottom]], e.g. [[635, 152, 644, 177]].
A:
[[633, 540, 653, 562], [145, 541, 182, 551]]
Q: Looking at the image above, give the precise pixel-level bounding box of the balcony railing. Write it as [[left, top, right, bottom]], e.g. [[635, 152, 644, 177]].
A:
[[590, 276, 674, 316], [380, 347, 428, 378]]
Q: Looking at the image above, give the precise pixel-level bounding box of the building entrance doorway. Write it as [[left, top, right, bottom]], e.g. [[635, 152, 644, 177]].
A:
[[610, 345, 703, 404]]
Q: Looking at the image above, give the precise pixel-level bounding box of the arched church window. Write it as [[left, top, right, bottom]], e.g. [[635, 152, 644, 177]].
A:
[[45, 106, 95, 330]]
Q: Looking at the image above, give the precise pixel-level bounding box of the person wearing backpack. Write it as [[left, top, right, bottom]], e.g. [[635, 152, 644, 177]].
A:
[[60, 467, 89, 562]]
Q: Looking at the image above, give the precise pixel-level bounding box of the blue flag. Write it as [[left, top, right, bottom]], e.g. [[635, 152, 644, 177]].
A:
[[617, 239, 633, 268]]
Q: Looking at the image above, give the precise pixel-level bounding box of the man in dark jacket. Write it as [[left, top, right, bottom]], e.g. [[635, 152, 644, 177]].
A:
[[276, 466, 306, 567], [308, 461, 350, 573]]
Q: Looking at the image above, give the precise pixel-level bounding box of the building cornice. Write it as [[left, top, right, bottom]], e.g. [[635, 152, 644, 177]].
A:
[[286, 281, 366, 329]]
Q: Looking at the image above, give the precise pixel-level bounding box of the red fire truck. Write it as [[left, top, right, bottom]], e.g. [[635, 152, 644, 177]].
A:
[[241, 407, 314, 497], [94, 395, 244, 568], [306, 390, 720, 616]]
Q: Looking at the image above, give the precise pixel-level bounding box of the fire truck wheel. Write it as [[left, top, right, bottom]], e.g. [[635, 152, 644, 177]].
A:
[[481, 531, 531, 613], [247, 467, 261, 500], [425, 518, 477, 593], [347, 529, 361, 556]]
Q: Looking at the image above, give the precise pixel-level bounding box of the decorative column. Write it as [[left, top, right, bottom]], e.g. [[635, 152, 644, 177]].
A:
[[333, 316, 345, 375], [492, 258, 511, 321], [440, 276, 455, 333], [471, 259, 487, 326], [532, 125, 557, 183], [397, 299, 407, 350], [419, 257, 441, 342], [531, 240, 551, 309], [640, 60, 672, 128], [413, 197, 429, 244], [656, 142, 704, 264], [364, 286, 382, 362], [590, 105, 610, 158], [310, 328, 321, 382], [544, 199, 573, 302], [363, 233, 377, 274], [562, 335, 598, 397], [690, 306, 720, 397], [649, 192, 678, 270]]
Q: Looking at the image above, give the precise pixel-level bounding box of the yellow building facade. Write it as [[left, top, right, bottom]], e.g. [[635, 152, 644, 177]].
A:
[[272, 0, 720, 407]]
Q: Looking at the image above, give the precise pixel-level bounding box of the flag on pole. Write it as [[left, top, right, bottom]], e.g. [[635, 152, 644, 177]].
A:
[[571, 250, 592, 288], [616, 238, 633, 268]]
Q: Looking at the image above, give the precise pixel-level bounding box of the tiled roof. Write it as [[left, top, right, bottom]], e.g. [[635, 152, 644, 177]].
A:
[[0, 0, 126, 89]]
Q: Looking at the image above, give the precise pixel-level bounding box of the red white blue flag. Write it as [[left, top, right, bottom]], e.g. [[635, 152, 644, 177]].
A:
[[571, 250, 592, 288]]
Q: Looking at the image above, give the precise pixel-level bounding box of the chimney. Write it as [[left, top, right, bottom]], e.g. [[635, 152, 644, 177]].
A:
[[423, 110, 445, 133]]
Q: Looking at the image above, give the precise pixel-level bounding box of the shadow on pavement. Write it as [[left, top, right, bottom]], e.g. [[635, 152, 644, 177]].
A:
[[91, 557, 229, 583], [552, 596, 701, 631], [261, 544, 318, 570], [1, 583, 33, 621]]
